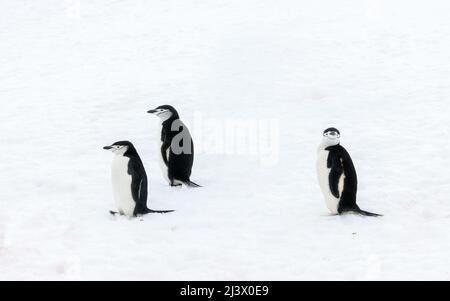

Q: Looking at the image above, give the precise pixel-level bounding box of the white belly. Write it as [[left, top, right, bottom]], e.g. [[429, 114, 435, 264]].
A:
[[316, 150, 343, 215], [111, 156, 136, 217], [158, 142, 170, 184]]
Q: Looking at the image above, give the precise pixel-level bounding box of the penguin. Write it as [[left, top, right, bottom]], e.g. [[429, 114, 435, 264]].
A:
[[316, 128, 381, 217], [147, 105, 201, 187], [103, 141, 174, 217]]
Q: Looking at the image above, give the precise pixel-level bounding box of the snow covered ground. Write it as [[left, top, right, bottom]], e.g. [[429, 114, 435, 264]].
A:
[[1, 0, 450, 280]]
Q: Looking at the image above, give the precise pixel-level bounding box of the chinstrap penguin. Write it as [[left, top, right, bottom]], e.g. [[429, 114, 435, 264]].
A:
[[316, 128, 381, 217], [147, 105, 201, 188], [104, 141, 174, 217]]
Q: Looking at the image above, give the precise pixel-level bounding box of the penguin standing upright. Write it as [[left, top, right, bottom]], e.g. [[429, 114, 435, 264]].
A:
[[103, 141, 174, 217], [147, 105, 201, 187], [316, 128, 381, 216]]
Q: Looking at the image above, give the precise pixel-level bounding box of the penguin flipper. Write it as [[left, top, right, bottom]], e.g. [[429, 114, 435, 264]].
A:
[[128, 158, 150, 216], [160, 142, 170, 167], [327, 153, 343, 198]]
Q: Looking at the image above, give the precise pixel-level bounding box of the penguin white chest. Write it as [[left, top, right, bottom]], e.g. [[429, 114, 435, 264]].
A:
[[111, 156, 136, 216], [316, 150, 342, 215]]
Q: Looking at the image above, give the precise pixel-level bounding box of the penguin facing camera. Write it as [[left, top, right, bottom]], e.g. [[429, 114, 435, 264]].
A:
[[316, 128, 381, 217]]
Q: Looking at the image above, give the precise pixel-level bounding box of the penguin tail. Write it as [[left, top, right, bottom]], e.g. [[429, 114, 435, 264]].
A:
[[354, 208, 382, 217], [146, 208, 175, 214], [183, 180, 202, 188]]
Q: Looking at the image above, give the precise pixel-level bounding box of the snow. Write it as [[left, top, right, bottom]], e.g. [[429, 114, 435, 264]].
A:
[[1, 0, 450, 280]]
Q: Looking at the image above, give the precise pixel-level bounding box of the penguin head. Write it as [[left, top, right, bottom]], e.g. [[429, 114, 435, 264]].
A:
[[147, 105, 179, 121], [322, 127, 341, 146], [103, 141, 134, 156]]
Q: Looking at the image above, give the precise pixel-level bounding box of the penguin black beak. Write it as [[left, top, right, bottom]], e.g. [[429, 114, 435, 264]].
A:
[[147, 109, 157, 114], [103, 146, 113, 150]]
